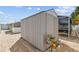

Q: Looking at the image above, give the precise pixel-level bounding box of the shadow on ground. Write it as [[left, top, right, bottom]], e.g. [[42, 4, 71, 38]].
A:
[[10, 38, 41, 52], [10, 37, 77, 52], [5, 31, 20, 35], [5, 31, 15, 35], [59, 34, 68, 37], [10, 38, 31, 52]]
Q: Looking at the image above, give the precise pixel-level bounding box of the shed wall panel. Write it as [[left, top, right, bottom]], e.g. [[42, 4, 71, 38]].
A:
[[47, 13, 58, 38], [21, 11, 58, 51], [21, 13, 47, 50]]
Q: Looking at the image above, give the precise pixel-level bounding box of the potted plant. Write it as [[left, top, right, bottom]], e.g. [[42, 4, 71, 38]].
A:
[[47, 34, 61, 51], [47, 34, 55, 44]]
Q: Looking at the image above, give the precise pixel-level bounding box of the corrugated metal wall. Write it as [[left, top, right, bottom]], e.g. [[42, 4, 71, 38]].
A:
[[21, 11, 58, 51], [46, 13, 58, 38]]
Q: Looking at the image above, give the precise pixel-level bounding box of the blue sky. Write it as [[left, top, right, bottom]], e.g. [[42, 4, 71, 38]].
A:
[[0, 6, 76, 24]]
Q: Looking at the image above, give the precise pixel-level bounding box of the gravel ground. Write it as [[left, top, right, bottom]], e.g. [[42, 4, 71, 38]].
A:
[[0, 30, 21, 52]]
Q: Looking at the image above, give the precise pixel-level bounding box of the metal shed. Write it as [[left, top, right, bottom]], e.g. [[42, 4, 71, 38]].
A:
[[8, 22, 21, 33], [21, 9, 58, 51], [11, 22, 21, 33]]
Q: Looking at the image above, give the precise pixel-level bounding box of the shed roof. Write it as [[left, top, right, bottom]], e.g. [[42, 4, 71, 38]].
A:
[[21, 8, 57, 21]]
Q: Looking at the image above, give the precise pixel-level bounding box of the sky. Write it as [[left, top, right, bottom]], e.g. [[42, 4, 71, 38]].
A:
[[0, 6, 76, 24]]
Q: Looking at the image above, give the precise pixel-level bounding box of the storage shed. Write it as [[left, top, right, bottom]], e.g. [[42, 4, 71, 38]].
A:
[[8, 22, 21, 33], [21, 9, 58, 51], [11, 22, 21, 33]]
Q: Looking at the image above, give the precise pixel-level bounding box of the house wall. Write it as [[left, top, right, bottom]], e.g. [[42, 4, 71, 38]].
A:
[[12, 27, 21, 33], [21, 11, 58, 51], [58, 16, 71, 36], [8, 24, 12, 31], [1, 24, 9, 30]]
